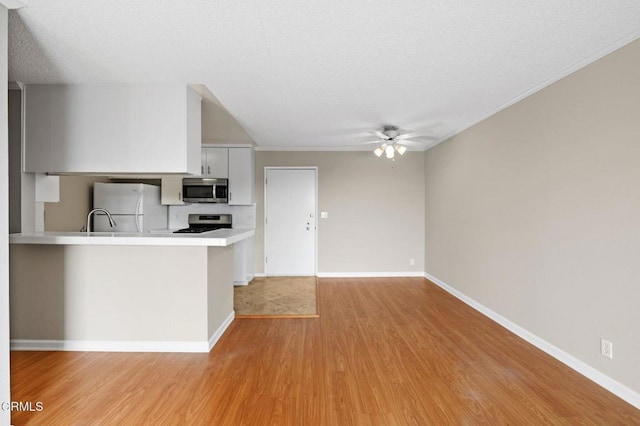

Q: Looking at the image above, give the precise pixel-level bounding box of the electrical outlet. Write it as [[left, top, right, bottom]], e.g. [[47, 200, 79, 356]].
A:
[[409, 258, 415, 266], [601, 338, 613, 359]]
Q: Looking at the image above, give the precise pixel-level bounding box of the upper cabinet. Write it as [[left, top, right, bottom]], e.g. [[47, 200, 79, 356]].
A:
[[198, 145, 254, 205], [23, 84, 201, 175], [228, 147, 254, 205], [201, 147, 228, 178]]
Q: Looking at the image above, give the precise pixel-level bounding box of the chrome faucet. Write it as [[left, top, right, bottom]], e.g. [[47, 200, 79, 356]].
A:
[[86, 208, 117, 233]]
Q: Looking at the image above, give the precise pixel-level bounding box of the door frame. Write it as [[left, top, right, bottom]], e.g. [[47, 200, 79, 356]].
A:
[[264, 167, 318, 276]]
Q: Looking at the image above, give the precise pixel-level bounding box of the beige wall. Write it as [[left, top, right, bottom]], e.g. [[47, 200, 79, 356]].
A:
[[44, 175, 109, 231], [424, 39, 640, 393], [201, 97, 255, 145], [255, 151, 425, 275]]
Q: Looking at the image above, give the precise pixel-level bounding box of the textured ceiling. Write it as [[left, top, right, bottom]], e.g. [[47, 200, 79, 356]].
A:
[[8, 1, 640, 150]]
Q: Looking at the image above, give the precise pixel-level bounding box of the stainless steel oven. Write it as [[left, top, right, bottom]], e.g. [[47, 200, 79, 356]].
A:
[[174, 214, 232, 233], [182, 178, 228, 203]]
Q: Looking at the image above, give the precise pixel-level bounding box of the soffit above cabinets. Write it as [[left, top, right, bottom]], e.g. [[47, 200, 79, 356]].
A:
[[8, 1, 640, 150], [23, 84, 201, 175]]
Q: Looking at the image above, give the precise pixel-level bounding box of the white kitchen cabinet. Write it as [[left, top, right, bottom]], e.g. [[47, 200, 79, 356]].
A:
[[23, 84, 201, 175], [198, 145, 254, 204], [228, 147, 255, 205], [161, 176, 185, 205], [201, 147, 228, 178]]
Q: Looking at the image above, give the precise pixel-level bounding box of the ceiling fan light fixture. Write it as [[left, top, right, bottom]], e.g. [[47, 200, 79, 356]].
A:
[[370, 125, 429, 159], [385, 144, 395, 158]]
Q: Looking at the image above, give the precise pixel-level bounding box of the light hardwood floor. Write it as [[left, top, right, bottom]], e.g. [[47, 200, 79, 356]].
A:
[[10, 277, 640, 424]]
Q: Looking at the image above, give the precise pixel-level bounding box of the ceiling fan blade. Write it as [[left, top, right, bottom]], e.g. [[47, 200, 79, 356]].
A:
[[317, 127, 378, 137], [372, 130, 389, 140], [396, 122, 448, 139], [398, 140, 429, 147], [397, 131, 437, 140], [361, 140, 384, 145]]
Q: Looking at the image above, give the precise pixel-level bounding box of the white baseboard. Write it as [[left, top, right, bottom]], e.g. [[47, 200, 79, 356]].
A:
[[316, 271, 425, 278], [261, 273, 316, 277], [424, 272, 640, 410], [208, 311, 235, 350], [234, 274, 256, 286], [11, 339, 210, 353], [10, 312, 236, 354], [255, 272, 424, 278]]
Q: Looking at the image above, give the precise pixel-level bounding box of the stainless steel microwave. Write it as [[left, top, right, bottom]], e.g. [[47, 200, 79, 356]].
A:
[[182, 178, 228, 203]]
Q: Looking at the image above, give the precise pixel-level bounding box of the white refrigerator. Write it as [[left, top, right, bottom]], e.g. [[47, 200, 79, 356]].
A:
[[93, 183, 168, 232]]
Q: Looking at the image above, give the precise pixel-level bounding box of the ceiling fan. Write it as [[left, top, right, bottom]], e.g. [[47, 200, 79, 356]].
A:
[[363, 125, 436, 159]]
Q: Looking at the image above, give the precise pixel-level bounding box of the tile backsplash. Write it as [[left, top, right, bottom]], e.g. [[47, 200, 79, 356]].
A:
[[168, 203, 256, 230]]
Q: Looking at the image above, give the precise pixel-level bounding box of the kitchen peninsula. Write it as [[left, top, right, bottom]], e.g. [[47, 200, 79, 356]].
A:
[[9, 229, 254, 353]]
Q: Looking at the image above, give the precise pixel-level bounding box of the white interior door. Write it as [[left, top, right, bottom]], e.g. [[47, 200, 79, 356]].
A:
[[265, 168, 316, 276]]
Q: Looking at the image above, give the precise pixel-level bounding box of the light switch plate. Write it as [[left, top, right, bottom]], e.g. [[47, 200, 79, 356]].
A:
[[320, 212, 328, 219]]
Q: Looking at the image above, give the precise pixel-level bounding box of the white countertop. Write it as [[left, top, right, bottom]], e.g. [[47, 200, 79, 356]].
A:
[[9, 228, 255, 247]]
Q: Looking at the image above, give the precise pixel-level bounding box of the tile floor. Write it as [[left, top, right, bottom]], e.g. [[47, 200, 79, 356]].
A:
[[234, 276, 318, 317]]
